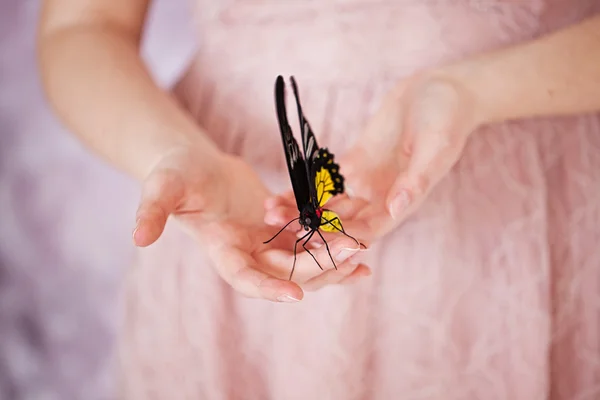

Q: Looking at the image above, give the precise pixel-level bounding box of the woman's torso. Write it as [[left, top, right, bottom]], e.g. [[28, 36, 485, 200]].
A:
[[119, 2, 600, 399], [174, 0, 598, 179]]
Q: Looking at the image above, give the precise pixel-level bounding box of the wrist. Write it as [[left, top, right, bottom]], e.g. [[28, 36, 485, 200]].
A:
[[436, 55, 518, 126], [426, 59, 502, 128], [434, 15, 600, 126], [398, 66, 490, 139], [143, 138, 227, 182]]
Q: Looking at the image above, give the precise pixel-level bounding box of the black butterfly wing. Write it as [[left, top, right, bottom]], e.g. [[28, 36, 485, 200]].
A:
[[289, 76, 345, 206], [290, 76, 320, 163], [289, 76, 322, 206], [275, 75, 311, 212]]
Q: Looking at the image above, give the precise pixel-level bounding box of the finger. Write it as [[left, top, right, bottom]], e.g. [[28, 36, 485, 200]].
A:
[[337, 264, 372, 285], [302, 263, 371, 292], [260, 234, 363, 283], [264, 205, 302, 230], [264, 191, 296, 210], [294, 216, 372, 247], [324, 196, 369, 220], [302, 244, 372, 291], [266, 196, 368, 237], [387, 84, 469, 220], [133, 171, 185, 247], [290, 196, 370, 239], [302, 262, 356, 292], [265, 191, 359, 216], [214, 245, 304, 302], [386, 141, 461, 221], [348, 204, 390, 239]]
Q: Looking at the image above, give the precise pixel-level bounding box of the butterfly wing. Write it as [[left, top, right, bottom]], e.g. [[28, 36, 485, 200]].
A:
[[290, 76, 327, 209], [313, 148, 345, 208], [289, 77, 346, 210], [290, 76, 320, 163], [287, 76, 346, 233], [319, 209, 343, 232], [275, 75, 311, 212], [314, 153, 345, 233]]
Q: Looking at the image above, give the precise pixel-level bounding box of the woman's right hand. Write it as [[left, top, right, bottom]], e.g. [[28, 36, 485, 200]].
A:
[[132, 146, 371, 303]]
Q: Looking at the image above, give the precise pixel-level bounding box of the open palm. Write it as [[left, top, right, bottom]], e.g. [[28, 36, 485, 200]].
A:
[[265, 72, 484, 243], [133, 147, 370, 302]]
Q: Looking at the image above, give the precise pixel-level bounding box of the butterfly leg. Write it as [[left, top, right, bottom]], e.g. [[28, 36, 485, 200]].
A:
[[290, 230, 314, 281], [301, 229, 323, 272], [315, 230, 337, 271], [263, 217, 301, 244], [322, 214, 367, 250]]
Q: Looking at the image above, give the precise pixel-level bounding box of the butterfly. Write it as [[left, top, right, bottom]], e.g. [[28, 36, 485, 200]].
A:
[[263, 75, 364, 281]]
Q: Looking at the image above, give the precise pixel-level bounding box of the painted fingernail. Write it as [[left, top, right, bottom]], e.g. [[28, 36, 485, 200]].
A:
[[389, 189, 411, 220], [277, 294, 300, 303], [357, 242, 369, 251], [336, 247, 359, 262]]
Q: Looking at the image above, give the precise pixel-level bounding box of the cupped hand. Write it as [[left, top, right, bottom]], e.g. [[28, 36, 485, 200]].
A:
[[264, 70, 485, 242], [132, 146, 371, 303]]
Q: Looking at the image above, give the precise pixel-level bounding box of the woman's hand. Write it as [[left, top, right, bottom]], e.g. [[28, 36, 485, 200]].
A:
[[264, 71, 486, 242], [132, 147, 371, 303], [266, 15, 600, 243]]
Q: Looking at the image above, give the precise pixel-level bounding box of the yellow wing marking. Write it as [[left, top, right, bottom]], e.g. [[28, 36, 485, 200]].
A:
[[315, 167, 336, 207], [320, 210, 343, 233]]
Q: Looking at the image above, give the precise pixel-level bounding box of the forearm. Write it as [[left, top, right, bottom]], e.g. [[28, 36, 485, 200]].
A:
[[445, 14, 600, 124], [38, 26, 220, 180]]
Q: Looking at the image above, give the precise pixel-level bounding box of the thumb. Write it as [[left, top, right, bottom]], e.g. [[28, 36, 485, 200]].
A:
[[133, 170, 185, 247], [386, 130, 466, 221], [386, 75, 477, 220]]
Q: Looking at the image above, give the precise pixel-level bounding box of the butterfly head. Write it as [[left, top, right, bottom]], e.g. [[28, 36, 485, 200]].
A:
[[299, 204, 322, 231]]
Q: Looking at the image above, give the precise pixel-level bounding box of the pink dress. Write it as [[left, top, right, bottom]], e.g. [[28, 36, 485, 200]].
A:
[[119, 1, 600, 399]]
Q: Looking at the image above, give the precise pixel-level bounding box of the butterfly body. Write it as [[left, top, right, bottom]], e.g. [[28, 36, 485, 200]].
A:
[[300, 205, 321, 231], [264, 75, 362, 280]]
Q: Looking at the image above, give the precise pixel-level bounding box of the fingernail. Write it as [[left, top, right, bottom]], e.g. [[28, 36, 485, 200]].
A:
[[340, 268, 371, 285], [277, 294, 300, 303], [264, 198, 276, 210], [336, 247, 359, 262], [346, 185, 355, 198], [389, 189, 411, 220], [132, 225, 142, 245], [264, 214, 278, 226]]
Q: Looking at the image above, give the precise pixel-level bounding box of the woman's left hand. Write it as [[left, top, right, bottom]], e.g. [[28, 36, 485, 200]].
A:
[[264, 70, 487, 243]]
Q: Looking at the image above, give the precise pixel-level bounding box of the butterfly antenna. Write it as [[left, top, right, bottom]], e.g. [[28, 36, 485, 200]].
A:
[[263, 217, 301, 244]]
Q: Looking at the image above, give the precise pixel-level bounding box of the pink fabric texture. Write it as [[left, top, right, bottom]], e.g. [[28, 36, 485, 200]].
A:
[[119, 1, 600, 399]]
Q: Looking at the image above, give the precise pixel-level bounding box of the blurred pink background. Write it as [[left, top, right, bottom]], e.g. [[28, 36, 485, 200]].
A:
[[0, 0, 196, 398]]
